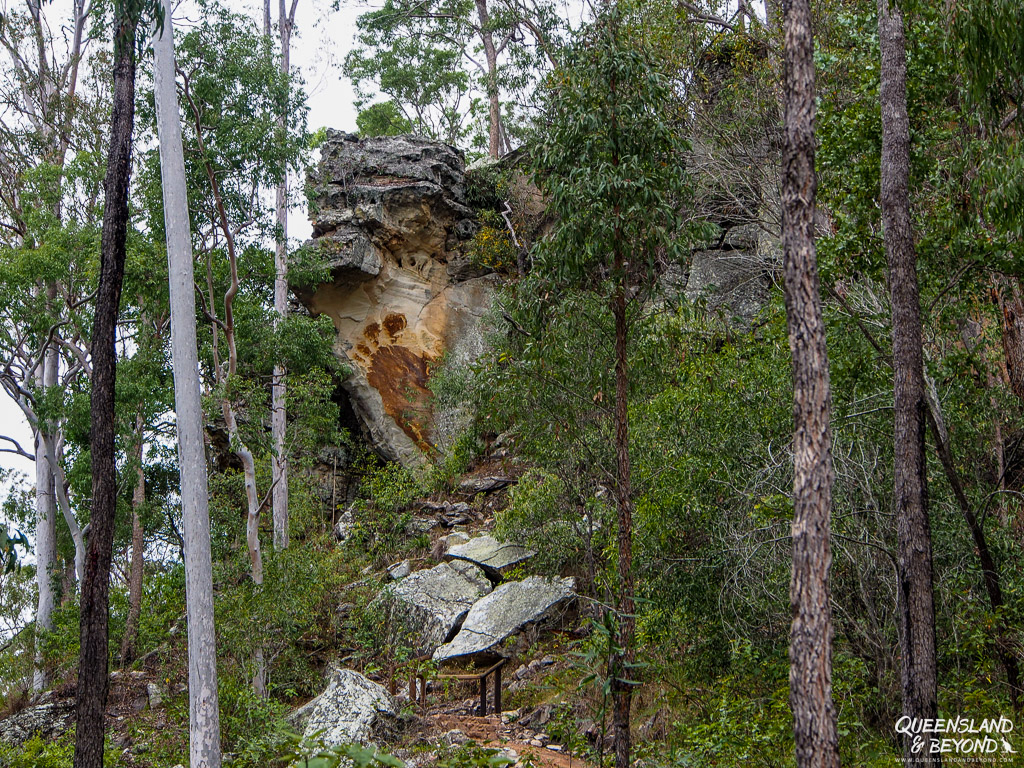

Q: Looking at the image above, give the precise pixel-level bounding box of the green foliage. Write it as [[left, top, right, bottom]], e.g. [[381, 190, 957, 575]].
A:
[[467, 210, 517, 272], [531, 3, 700, 286], [282, 732, 408, 768], [0, 525, 28, 573], [434, 742, 513, 768], [356, 101, 414, 137], [219, 678, 293, 767], [344, 0, 564, 151]]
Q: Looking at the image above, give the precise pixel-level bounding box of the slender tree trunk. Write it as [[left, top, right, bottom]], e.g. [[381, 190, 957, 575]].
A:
[[996, 279, 1024, 404], [183, 64, 267, 696], [877, 0, 940, 760], [39, 432, 85, 584], [475, 0, 501, 158], [154, 5, 223, 763], [271, 0, 293, 552], [608, 41, 635, 761], [781, 1, 841, 765], [610, 280, 635, 768], [32, 345, 58, 692], [923, 390, 1021, 710], [73, 18, 136, 768], [120, 416, 146, 666]]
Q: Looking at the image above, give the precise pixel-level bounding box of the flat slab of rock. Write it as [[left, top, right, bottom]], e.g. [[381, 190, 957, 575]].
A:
[[445, 535, 534, 579], [384, 561, 492, 655], [298, 668, 398, 748], [433, 576, 576, 662], [458, 475, 515, 495]]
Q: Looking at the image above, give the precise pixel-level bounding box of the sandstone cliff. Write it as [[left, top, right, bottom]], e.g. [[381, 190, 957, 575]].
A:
[[296, 132, 495, 467]]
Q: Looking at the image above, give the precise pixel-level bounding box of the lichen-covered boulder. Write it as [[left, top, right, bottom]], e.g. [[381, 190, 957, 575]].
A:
[[445, 535, 535, 580], [433, 576, 576, 662], [0, 700, 74, 749], [298, 668, 398, 748], [382, 561, 491, 655]]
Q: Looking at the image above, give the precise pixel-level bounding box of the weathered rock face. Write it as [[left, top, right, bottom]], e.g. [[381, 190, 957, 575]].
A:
[[433, 576, 576, 662], [297, 132, 495, 466], [381, 560, 492, 655], [297, 667, 398, 748]]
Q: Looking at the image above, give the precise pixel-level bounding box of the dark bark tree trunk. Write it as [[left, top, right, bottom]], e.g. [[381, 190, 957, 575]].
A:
[[877, 0, 940, 761], [120, 417, 146, 666], [475, 0, 501, 158], [608, 45, 635, 763], [610, 277, 635, 768], [73, 18, 136, 768], [924, 394, 1021, 710], [996, 279, 1024, 404], [780, 0, 841, 766]]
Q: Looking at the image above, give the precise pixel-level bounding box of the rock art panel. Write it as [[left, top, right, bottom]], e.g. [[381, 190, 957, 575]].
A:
[[296, 132, 495, 467]]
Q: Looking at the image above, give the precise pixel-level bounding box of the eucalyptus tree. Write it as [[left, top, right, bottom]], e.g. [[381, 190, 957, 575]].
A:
[[876, 0, 939, 759], [530, 6, 701, 765], [0, 0, 99, 690], [153, 0, 223, 760], [345, 0, 563, 153], [137, 1, 307, 694], [73, 0, 165, 759], [780, 0, 840, 764], [267, 0, 302, 552]]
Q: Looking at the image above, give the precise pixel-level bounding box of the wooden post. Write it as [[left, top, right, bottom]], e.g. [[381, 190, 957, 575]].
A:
[[479, 675, 488, 716], [494, 664, 502, 715], [409, 673, 416, 705], [419, 674, 427, 709]]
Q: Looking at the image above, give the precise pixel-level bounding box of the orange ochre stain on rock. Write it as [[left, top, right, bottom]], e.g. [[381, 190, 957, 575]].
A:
[[365, 343, 434, 450], [364, 321, 380, 344], [383, 312, 407, 339]]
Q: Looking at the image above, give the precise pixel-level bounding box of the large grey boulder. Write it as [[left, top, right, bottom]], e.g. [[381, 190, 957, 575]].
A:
[[0, 700, 74, 749], [298, 667, 399, 748], [445, 535, 535, 580], [433, 576, 576, 662], [383, 561, 491, 655]]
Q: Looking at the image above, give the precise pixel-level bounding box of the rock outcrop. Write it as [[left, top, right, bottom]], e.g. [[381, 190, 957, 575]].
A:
[[297, 132, 495, 466], [297, 667, 398, 748], [433, 576, 576, 662], [381, 561, 492, 655], [445, 535, 535, 581]]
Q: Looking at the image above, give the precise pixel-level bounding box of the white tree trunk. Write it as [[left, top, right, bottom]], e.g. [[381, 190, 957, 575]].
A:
[[32, 346, 58, 692], [37, 432, 85, 585], [270, 0, 292, 552], [153, 6, 223, 765]]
